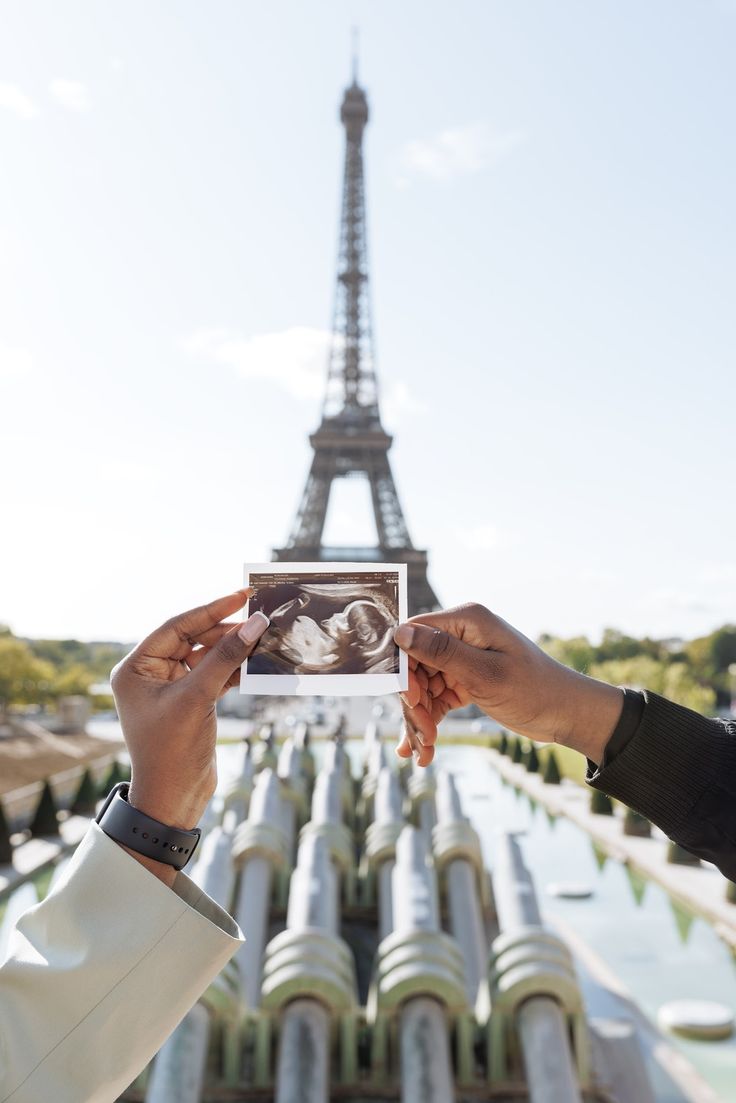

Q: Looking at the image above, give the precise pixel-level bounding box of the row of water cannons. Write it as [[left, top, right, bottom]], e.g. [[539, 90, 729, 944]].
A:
[[497, 731, 736, 894], [129, 720, 597, 1103]]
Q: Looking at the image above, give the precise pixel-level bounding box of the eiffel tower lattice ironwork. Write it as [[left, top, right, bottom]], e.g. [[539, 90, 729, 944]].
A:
[[273, 74, 439, 615]]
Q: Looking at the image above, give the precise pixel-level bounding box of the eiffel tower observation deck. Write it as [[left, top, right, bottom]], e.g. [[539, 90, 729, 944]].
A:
[[273, 73, 439, 616]]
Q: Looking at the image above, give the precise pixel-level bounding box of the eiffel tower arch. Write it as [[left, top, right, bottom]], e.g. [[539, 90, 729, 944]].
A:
[[274, 75, 439, 617]]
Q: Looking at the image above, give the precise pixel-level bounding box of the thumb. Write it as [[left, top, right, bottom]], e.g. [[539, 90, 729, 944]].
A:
[[190, 611, 270, 697], [394, 621, 488, 686]]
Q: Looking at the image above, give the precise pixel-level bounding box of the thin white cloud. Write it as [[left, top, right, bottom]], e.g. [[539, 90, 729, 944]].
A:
[[382, 379, 427, 426], [0, 83, 38, 120], [645, 588, 713, 615], [697, 562, 736, 587], [457, 523, 504, 552], [0, 342, 33, 379], [401, 123, 524, 183], [182, 326, 332, 400], [50, 79, 91, 113], [100, 460, 160, 484]]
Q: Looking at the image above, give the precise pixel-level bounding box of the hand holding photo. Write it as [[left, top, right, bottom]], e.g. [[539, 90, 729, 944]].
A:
[[239, 563, 408, 696]]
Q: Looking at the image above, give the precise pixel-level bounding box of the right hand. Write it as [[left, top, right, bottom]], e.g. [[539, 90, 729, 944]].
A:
[[394, 603, 623, 767], [111, 589, 269, 833]]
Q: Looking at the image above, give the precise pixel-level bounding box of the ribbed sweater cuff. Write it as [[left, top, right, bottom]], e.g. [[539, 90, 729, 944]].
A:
[[586, 690, 736, 839]]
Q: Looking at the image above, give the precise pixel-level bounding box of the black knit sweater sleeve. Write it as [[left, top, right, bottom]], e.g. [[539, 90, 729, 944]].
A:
[[586, 690, 736, 881]]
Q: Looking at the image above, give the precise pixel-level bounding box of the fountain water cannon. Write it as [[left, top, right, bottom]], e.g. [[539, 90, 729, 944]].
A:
[[146, 824, 239, 1101], [368, 826, 476, 1095], [253, 722, 279, 772], [275, 738, 310, 905], [233, 769, 290, 874], [260, 833, 359, 1099], [361, 767, 404, 920], [299, 765, 356, 905], [232, 769, 290, 1014], [292, 720, 316, 786], [433, 771, 491, 905], [362, 718, 381, 759], [481, 833, 589, 1101], [333, 713, 348, 742], [359, 737, 387, 827], [432, 771, 490, 1005], [277, 739, 309, 836], [222, 738, 255, 824], [322, 738, 355, 823], [406, 759, 437, 840]]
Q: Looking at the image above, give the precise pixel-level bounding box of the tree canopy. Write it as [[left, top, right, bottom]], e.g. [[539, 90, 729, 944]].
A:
[[539, 624, 733, 714], [0, 629, 127, 713]]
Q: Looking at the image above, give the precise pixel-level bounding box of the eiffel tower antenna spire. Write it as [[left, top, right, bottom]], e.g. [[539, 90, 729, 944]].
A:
[[351, 26, 359, 82], [273, 69, 439, 616]]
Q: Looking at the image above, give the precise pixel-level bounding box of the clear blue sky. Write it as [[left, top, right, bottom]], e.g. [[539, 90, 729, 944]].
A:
[[1, 1, 734, 644]]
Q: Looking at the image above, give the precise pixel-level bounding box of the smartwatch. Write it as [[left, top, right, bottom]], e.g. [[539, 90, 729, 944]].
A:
[[96, 782, 201, 870]]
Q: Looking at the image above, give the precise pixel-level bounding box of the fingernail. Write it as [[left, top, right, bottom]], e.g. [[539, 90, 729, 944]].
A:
[[399, 692, 414, 710], [394, 624, 414, 649], [238, 611, 269, 644]]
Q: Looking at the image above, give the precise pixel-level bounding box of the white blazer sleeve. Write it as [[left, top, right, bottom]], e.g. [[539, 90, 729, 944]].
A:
[[0, 822, 243, 1103]]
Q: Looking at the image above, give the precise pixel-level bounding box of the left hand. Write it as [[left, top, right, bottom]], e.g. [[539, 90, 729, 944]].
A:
[[110, 589, 269, 832]]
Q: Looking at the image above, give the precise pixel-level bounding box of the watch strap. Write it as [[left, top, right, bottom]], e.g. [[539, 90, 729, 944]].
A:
[[96, 782, 201, 870]]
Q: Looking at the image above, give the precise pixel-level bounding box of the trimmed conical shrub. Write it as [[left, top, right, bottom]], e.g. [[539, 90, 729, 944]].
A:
[[71, 768, 98, 815], [511, 738, 523, 764], [666, 841, 700, 866], [498, 731, 509, 755], [590, 789, 614, 816], [525, 743, 540, 773], [0, 800, 12, 863], [98, 759, 125, 797], [669, 897, 695, 944], [626, 865, 647, 906], [542, 750, 562, 784], [623, 808, 651, 838], [591, 842, 608, 871], [29, 780, 59, 837]]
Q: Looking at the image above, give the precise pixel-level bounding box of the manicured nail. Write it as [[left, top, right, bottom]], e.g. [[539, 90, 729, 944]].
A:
[[394, 624, 414, 649], [239, 611, 269, 644], [399, 693, 414, 710]]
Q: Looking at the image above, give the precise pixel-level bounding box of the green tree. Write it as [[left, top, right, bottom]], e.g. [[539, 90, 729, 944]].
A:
[[662, 663, 716, 715], [589, 656, 715, 714], [684, 625, 736, 704], [597, 628, 646, 662], [711, 626, 736, 673], [538, 635, 596, 672], [49, 663, 95, 698], [686, 626, 736, 676], [0, 637, 56, 716]]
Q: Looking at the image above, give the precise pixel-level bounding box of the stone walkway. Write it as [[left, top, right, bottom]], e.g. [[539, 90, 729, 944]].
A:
[[487, 748, 736, 951]]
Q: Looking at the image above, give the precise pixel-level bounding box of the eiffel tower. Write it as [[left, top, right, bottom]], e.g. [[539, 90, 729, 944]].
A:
[[273, 72, 439, 616]]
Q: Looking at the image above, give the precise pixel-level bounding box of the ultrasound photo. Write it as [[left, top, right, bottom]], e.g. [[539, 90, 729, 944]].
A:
[[239, 563, 408, 696]]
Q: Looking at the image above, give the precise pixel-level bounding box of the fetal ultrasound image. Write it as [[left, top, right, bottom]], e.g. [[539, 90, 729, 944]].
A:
[[245, 570, 400, 677]]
